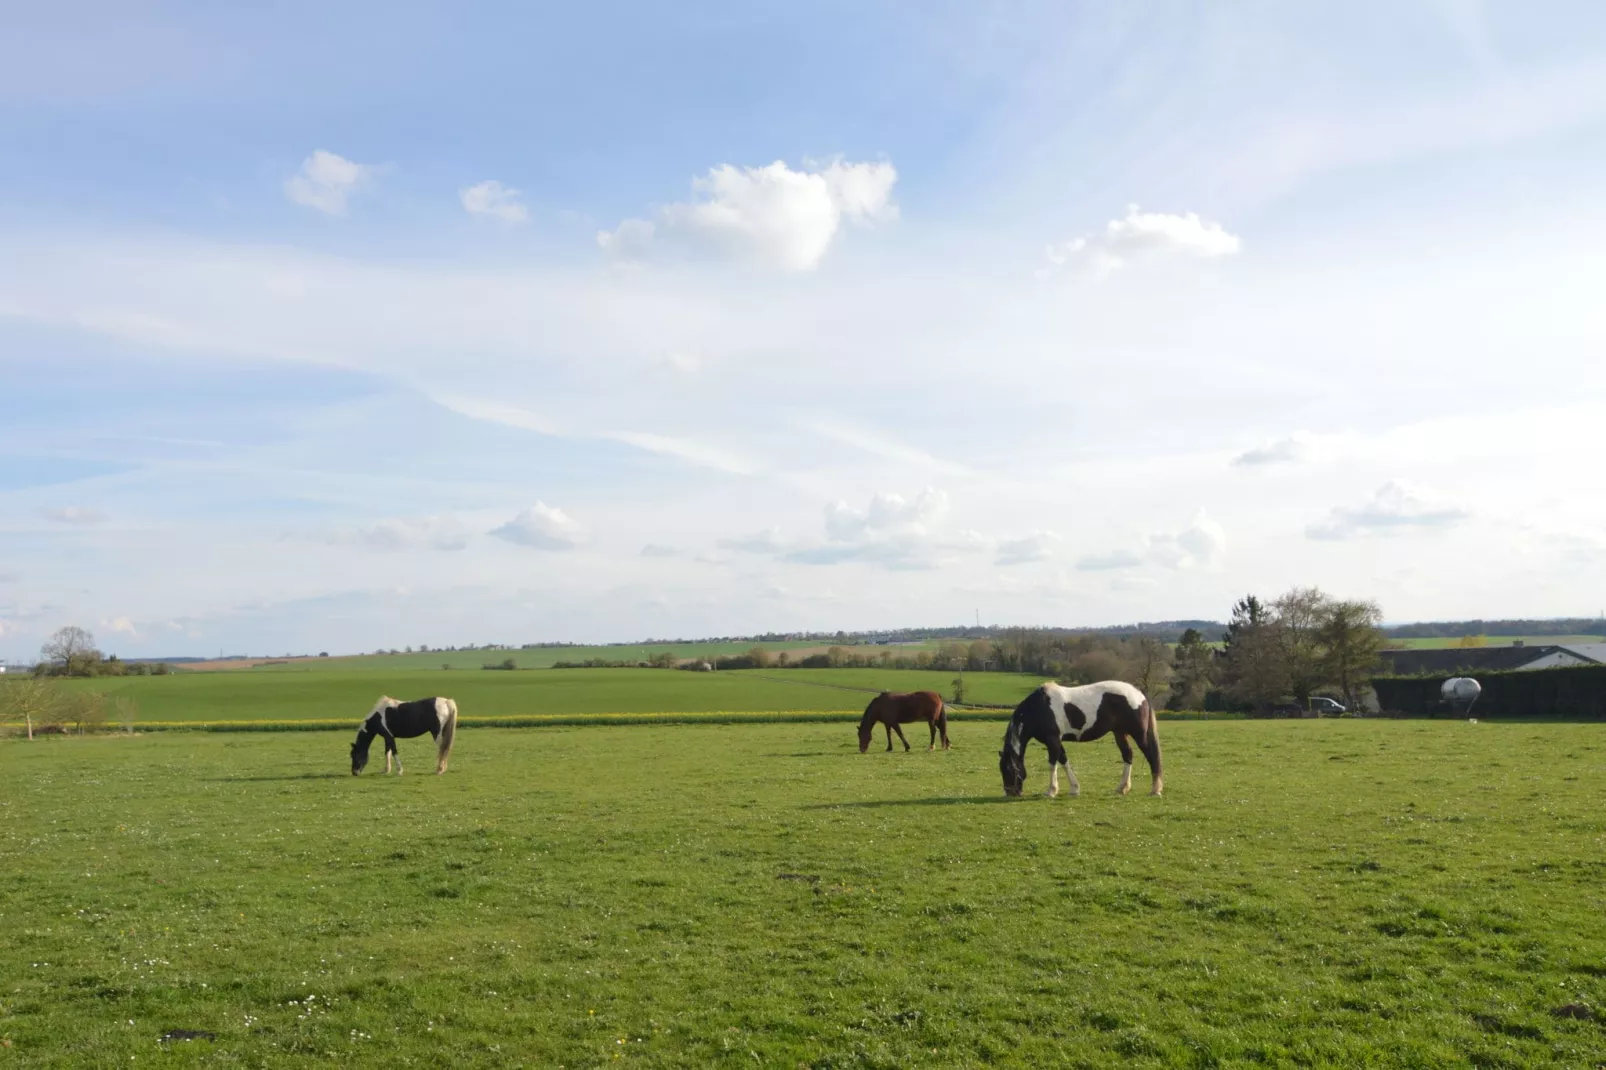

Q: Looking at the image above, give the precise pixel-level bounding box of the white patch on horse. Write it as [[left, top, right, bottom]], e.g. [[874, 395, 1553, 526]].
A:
[[1042, 681, 1143, 739], [1118, 761, 1133, 795], [1046, 764, 1059, 798], [1063, 764, 1080, 797]]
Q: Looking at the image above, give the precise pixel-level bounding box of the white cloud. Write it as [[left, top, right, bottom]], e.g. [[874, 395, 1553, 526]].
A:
[[1307, 481, 1471, 541], [1045, 205, 1241, 280], [785, 488, 958, 570], [105, 616, 138, 636], [460, 180, 530, 224], [489, 502, 583, 550], [44, 506, 108, 525], [824, 488, 948, 541], [718, 527, 786, 554], [1232, 436, 1310, 467], [1147, 511, 1228, 569], [996, 531, 1060, 566], [595, 218, 656, 260], [324, 516, 469, 552], [1076, 511, 1226, 571], [284, 150, 374, 215], [598, 158, 897, 271], [640, 544, 678, 558]]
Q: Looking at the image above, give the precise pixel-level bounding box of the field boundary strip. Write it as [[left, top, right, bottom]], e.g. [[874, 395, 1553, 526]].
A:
[[0, 708, 1235, 734]]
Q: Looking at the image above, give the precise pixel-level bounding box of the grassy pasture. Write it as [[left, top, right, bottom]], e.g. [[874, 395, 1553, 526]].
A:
[[195, 641, 859, 673], [50, 668, 1047, 725], [1383, 635, 1605, 651], [2, 720, 1604, 1067]]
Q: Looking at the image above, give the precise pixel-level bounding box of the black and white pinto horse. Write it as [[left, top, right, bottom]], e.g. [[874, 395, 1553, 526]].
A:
[[998, 681, 1163, 798], [351, 696, 458, 776]]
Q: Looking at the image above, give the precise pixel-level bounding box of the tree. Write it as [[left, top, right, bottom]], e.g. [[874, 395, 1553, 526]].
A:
[[40, 626, 101, 677], [1320, 599, 1385, 711], [0, 677, 61, 740], [1221, 595, 1286, 710], [1132, 636, 1173, 699], [1271, 587, 1332, 707], [747, 646, 773, 669], [1169, 628, 1216, 710], [1457, 634, 1487, 648]]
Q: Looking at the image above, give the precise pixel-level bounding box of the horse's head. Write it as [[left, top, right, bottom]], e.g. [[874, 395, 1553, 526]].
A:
[[350, 734, 371, 776], [999, 745, 1026, 796], [857, 698, 885, 753]]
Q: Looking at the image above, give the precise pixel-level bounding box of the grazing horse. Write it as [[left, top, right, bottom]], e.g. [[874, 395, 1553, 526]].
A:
[[998, 681, 1162, 797], [858, 690, 949, 753], [351, 696, 458, 776]]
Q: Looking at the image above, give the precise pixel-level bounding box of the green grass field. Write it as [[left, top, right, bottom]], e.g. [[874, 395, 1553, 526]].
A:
[[1383, 635, 1605, 651], [201, 641, 863, 673], [2, 720, 1603, 1066], [53, 668, 1047, 725]]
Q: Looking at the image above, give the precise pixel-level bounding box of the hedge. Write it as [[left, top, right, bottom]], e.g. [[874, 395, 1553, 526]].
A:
[[1371, 663, 1606, 719]]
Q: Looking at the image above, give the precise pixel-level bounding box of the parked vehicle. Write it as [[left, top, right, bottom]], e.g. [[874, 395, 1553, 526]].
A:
[[1268, 696, 1348, 717]]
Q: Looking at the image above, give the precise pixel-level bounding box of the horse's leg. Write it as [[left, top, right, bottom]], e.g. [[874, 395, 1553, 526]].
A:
[[1062, 750, 1081, 797], [892, 723, 911, 752], [927, 717, 936, 751], [1045, 740, 1067, 798], [1114, 732, 1135, 795], [382, 730, 402, 776], [1140, 729, 1163, 796]]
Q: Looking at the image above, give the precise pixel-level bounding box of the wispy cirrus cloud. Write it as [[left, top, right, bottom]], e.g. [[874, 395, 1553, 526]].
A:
[[44, 506, 108, 525], [317, 515, 470, 552]]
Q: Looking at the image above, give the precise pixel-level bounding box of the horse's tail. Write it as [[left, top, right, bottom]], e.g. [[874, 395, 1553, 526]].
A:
[[1138, 696, 1163, 793], [435, 698, 458, 774], [934, 695, 950, 747]]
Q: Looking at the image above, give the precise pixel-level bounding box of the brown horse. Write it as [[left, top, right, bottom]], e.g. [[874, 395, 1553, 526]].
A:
[[858, 690, 949, 753]]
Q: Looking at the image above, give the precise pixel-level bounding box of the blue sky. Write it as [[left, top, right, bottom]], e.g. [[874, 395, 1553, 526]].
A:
[[4, 1, 1606, 659]]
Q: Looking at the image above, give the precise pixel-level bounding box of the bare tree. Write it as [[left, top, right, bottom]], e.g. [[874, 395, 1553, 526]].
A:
[[1, 677, 61, 740], [1132, 636, 1173, 699], [40, 626, 101, 677], [1320, 599, 1385, 711], [1272, 587, 1332, 707]]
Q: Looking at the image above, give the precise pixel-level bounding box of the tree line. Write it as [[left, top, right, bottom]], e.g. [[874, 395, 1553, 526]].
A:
[[23, 626, 172, 677]]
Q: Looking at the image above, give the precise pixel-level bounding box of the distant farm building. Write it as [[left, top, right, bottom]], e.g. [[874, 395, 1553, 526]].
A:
[[1378, 642, 1606, 676]]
